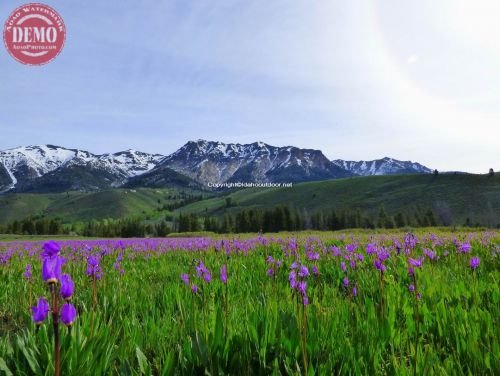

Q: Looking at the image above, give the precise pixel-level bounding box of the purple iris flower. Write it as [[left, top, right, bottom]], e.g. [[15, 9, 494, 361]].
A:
[[32, 298, 50, 325], [302, 295, 309, 305], [23, 264, 32, 280], [86, 255, 102, 279], [408, 267, 415, 276], [346, 244, 356, 253], [366, 243, 377, 254], [460, 242, 471, 253], [60, 303, 77, 327], [267, 268, 274, 277], [297, 281, 307, 296], [60, 274, 74, 301], [203, 271, 212, 283], [41, 241, 60, 258], [307, 252, 320, 261], [312, 265, 319, 275], [424, 248, 436, 260], [343, 276, 349, 287], [276, 260, 282, 268], [409, 258, 423, 268], [42, 253, 63, 284], [266, 256, 275, 264], [330, 246, 341, 256], [340, 262, 347, 272], [290, 261, 298, 270], [220, 265, 227, 284], [181, 273, 189, 285], [298, 265, 309, 278], [409, 284, 415, 293], [470, 257, 480, 270], [191, 284, 198, 294], [289, 271, 297, 289], [352, 287, 357, 296], [374, 259, 386, 273]]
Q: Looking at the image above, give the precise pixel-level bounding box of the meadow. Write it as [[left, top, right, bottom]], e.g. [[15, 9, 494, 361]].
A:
[[0, 230, 498, 375]]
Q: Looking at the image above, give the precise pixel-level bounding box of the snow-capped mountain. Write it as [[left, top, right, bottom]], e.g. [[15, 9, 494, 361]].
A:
[[0, 142, 433, 193], [331, 157, 432, 176], [157, 140, 351, 184], [0, 145, 164, 192]]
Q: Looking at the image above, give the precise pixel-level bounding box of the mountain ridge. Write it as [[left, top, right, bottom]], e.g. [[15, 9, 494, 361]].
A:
[[0, 140, 433, 193]]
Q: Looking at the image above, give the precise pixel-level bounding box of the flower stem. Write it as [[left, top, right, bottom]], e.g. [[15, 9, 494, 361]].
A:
[[412, 273, 420, 376], [50, 283, 60, 376]]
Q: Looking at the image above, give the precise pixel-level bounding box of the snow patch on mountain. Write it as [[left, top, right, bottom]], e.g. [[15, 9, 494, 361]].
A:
[[0, 145, 165, 192], [331, 157, 431, 176]]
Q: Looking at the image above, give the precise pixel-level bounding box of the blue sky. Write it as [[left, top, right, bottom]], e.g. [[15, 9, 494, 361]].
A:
[[1, 0, 499, 173]]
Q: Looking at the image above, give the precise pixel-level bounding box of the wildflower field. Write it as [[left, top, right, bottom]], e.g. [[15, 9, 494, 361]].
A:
[[0, 231, 498, 375]]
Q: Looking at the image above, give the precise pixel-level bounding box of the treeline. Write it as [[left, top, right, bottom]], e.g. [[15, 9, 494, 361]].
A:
[[0, 218, 66, 235], [81, 218, 171, 238], [175, 205, 444, 233], [160, 194, 204, 212]]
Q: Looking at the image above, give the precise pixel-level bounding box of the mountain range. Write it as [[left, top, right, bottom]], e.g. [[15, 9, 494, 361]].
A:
[[0, 140, 432, 193]]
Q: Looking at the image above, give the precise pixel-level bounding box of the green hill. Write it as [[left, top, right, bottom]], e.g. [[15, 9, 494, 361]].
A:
[[176, 174, 500, 227], [0, 174, 498, 227], [0, 187, 207, 224]]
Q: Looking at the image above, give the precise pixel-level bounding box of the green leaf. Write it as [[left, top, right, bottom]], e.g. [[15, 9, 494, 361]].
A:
[[0, 357, 13, 376], [136, 347, 150, 375]]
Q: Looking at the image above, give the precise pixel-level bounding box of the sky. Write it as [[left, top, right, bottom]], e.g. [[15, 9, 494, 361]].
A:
[[0, 0, 499, 173]]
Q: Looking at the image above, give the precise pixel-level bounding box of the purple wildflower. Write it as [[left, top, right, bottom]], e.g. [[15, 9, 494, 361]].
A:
[[409, 284, 415, 293], [41, 241, 60, 258], [31, 298, 50, 325], [312, 265, 319, 275], [86, 255, 101, 279], [330, 246, 341, 256], [352, 287, 357, 296], [60, 303, 77, 327], [298, 265, 309, 278], [191, 284, 198, 294], [181, 273, 189, 285], [408, 258, 423, 268], [297, 281, 307, 296], [60, 274, 74, 301], [289, 271, 297, 289], [267, 268, 274, 277], [220, 265, 227, 284], [343, 276, 349, 287], [460, 242, 471, 253], [340, 261, 347, 272], [470, 257, 480, 270], [424, 248, 436, 260], [307, 251, 320, 261], [203, 271, 212, 283], [23, 264, 32, 280], [42, 252, 63, 284], [374, 259, 386, 273], [366, 243, 377, 254]]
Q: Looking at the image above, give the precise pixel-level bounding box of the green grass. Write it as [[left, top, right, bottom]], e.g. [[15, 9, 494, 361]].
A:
[[178, 174, 500, 226], [0, 230, 498, 374]]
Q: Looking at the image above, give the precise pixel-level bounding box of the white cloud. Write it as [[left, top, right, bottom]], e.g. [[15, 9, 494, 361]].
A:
[[407, 55, 418, 64]]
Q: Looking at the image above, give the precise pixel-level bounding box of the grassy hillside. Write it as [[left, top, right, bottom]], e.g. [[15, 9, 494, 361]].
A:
[[177, 173, 500, 226], [1, 174, 498, 227], [0, 188, 207, 224]]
